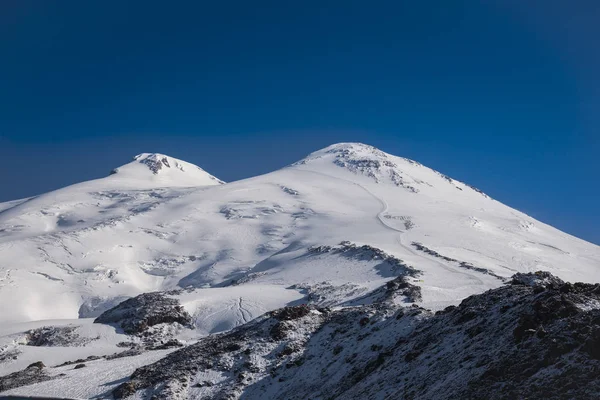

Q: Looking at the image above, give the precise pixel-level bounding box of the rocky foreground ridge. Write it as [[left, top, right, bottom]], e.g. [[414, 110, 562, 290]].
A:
[[113, 271, 600, 399], [2, 271, 599, 399]]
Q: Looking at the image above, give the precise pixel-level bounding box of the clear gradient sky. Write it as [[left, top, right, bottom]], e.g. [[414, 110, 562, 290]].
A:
[[1, 1, 599, 244]]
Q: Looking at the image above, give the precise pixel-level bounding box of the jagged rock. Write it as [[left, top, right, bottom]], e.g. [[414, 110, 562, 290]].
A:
[[26, 361, 45, 369], [0, 346, 20, 363], [55, 355, 102, 367], [94, 292, 193, 334], [269, 306, 314, 341], [308, 241, 420, 278], [412, 242, 505, 281], [104, 347, 144, 360], [140, 154, 172, 174], [511, 271, 565, 288], [148, 339, 185, 350], [380, 275, 422, 303], [295, 143, 421, 191], [113, 381, 137, 398], [271, 305, 311, 321], [112, 272, 600, 400], [112, 306, 326, 399], [0, 362, 55, 393], [25, 325, 92, 347]]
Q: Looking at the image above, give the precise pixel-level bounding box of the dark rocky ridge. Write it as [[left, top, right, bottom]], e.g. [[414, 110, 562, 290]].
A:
[[0, 362, 55, 393], [94, 292, 193, 335], [412, 241, 505, 281], [112, 271, 600, 399], [309, 241, 420, 278], [138, 154, 172, 174], [25, 326, 94, 347]]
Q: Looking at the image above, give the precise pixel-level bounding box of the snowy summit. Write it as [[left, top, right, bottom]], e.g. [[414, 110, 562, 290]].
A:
[[0, 143, 598, 398], [109, 153, 225, 187]]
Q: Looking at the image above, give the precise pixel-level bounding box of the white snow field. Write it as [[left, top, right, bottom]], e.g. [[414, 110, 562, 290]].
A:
[[0, 143, 598, 397]]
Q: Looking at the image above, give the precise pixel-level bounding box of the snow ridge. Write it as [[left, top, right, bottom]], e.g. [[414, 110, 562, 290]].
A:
[[293, 143, 421, 191], [110, 153, 225, 186], [0, 142, 599, 398]]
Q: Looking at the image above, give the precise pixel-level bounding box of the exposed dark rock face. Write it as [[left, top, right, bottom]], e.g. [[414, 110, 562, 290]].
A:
[[311, 144, 421, 192], [346, 275, 423, 305], [309, 241, 420, 278], [287, 242, 424, 307], [112, 305, 326, 399], [25, 326, 93, 347], [94, 292, 193, 335], [139, 155, 171, 174], [271, 305, 311, 321], [55, 355, 103, 368], [381, 275, 423, 303], [511, 270, 565, 288], [113, 272, 600, 400], [0, 347, 20, 363], [0, 362, 56, 393], [412, 241, 505, 281]]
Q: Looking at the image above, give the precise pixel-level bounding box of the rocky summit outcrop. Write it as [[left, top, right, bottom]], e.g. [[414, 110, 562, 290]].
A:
[[112, 272, 600, 400], [94, 292, 193, 335]]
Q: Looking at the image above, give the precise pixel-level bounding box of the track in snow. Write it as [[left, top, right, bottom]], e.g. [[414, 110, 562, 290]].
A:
[[296, 169, 487, 285], [237, 297, 251, 324]]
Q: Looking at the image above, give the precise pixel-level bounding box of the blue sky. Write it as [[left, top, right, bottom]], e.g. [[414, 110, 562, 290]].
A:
[[0, 1, 598, 244]]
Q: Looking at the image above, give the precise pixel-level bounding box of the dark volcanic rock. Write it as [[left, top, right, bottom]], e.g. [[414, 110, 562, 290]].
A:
[[55, 355, 102, 367], [309, 241, 420, 278], [94, 292, 193, 334], [139, 154, 170, 174], [511, 270, 565, 288], [25, 325, 90, 347], [271, 305, 311, 321], [26, 362, 45, 369], [0, 361, 55, 393], [381, 275, 422, 303], [412, 241, 505, 281], [112, 306, 326, 399], [112, 272, 600, 400]]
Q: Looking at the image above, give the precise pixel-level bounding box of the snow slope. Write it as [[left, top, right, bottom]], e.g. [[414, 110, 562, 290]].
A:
[[0, 143, 599, 397], [0, 143, 600, 323], [0, 144, 598, 327]]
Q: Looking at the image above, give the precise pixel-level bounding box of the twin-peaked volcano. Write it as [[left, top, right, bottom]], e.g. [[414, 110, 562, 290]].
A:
[[0, 143, 599, 397], [0, 143, 597, 327]]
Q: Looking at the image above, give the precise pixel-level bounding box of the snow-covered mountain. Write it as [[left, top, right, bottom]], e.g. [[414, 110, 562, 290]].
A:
[[0, 143, 598, 398], [111, 153, 225, 187]]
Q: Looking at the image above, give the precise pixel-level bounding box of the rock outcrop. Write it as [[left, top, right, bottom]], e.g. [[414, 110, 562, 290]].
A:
[[94, 292, 193, 335], [113, 272, 600, 399]]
